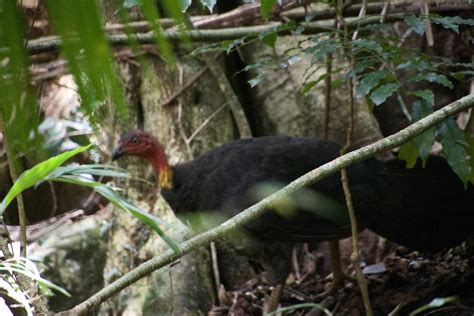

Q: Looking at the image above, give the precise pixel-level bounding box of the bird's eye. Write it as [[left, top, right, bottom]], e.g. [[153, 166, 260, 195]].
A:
[[130, 136, 139, 144]]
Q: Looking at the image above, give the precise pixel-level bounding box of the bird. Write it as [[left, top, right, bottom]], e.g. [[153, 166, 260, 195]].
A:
[[112, 129, 474, 312]]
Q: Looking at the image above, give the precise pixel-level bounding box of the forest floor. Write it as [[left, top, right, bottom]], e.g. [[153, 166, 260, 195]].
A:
[[215, 231, 474, 316]]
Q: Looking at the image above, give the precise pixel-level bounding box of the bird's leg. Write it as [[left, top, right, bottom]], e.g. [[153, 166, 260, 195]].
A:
[[265, 282, 285, 314], [315, 240, 354, 299]]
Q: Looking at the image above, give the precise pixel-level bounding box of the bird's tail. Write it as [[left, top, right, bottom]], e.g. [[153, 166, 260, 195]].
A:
[[369, 156, 474, 252]]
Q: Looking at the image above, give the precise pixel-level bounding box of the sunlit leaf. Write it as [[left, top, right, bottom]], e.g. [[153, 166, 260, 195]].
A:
[[123, 0, 140, 9], [248, 72, 266, 88], [412, 90, 434, 105], [370, 82, 399, 105], [300, 77, 326, 95], [411, 100, 435, 165], [201, 0, 217, 13], [409, 296, 458, 316], [439, 119, 471, 186], [261, 32, 277, 48], [0, 145, 91, 215], [140, 0, 177, 64], [399, 141, 419, 168], [0, 258, 70, 297], [261, 0, 277, 19], [45, 0, 129, 124], [179, 0, 192, 12], [51, 175, 180, 253], [465, 134, 474, 183], [303, 38, 341, 65], [0, 0, 43, 164], [404, 15, 425, 35]]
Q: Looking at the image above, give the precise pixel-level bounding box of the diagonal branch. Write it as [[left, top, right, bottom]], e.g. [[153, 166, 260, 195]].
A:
[[65, 94, 474, 315]]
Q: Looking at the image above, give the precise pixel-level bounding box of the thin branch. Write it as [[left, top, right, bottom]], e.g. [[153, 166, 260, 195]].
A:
[[203, 54, 252, 138], [341, 78, 373, 316], [187, 102, 229, 145], [65, 94, 474, 315], [23, 15, 408, 55], [340, 2, 373, 313], [422, 0, 434, 47], [0, 118, 49, 314], [284, 0, 472, 22], [0, 116, 27, 257]]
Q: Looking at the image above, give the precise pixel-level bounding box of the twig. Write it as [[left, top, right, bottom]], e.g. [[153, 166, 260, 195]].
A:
[[202, 54, 252, 138], [47, 181, 58, 218], [187, 102, 229, 145], [0, 116, 27, 257], [340, 3, 373, 314], [397, 92, 412, 122], [340, 78, 373, 316], [422, 0, 434, 47], [380, 0, 391, 23], [65, 94, 474, 315], [352, 0, 368, 40]]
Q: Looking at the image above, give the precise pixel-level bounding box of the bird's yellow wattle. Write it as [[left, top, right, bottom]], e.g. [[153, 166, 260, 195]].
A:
[[159, 167, 173, 189]]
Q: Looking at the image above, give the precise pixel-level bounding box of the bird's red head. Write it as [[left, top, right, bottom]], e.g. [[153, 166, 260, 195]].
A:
[[112, 130, 173, 189]]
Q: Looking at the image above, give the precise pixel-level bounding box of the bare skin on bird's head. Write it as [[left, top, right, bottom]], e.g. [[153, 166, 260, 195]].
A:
[[112, 130, 174, 189]]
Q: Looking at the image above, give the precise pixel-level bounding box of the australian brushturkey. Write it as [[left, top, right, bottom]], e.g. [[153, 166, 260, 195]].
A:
[[112, 130, 474, 311]]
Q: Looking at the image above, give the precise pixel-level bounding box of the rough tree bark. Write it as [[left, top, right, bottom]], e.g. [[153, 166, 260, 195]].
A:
[[100, 38, 255, 316]]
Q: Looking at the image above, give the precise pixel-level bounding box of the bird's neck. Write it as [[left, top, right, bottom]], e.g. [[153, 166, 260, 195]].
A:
[[148, 142, 174, 190]]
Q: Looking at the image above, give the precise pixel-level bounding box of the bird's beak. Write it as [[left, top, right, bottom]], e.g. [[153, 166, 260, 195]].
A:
[[112, 147, 124, 161]]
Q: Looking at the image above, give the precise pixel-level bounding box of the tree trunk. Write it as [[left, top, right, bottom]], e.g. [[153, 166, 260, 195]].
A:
[[101, 46, 256, 313]]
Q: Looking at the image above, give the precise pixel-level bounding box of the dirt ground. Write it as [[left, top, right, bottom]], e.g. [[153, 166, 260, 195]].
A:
[[212, 231, 474, 315]]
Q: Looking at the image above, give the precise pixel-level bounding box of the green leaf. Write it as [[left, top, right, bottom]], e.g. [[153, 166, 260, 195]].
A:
[[346, 59, 377, 79], [248, 72, 265, 88], [304, 38, 341, 64], [409, 296, 458, 316], [370, 82, 399, 105], [355, 71, 388, 98], [404, 15, 425, 35], [0, 145, 91, 215], [178, 0, 192, 12], [411, 100, 435, 164], [465, 134, 474, 183], [51, 174, 180, 253], [123, 0, 140, 8], [430, 16, 474, 34], [412, 72, 454, 89], [261, 32, 277, 48], [412, 90, 434, 105], [260, 0, 277, 19], [45, 0, 130, 124], [47, 164, 131, 180], [300, 80, 320, 95], [439, 119, 472, 186], [399, 141, 419, 168], [200, 0, 216, 13], [352, 39, 383, 55]]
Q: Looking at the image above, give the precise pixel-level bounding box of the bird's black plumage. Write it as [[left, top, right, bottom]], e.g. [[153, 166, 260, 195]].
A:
[[162, 136, 382, 243], [114, 131, 474, 285]]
